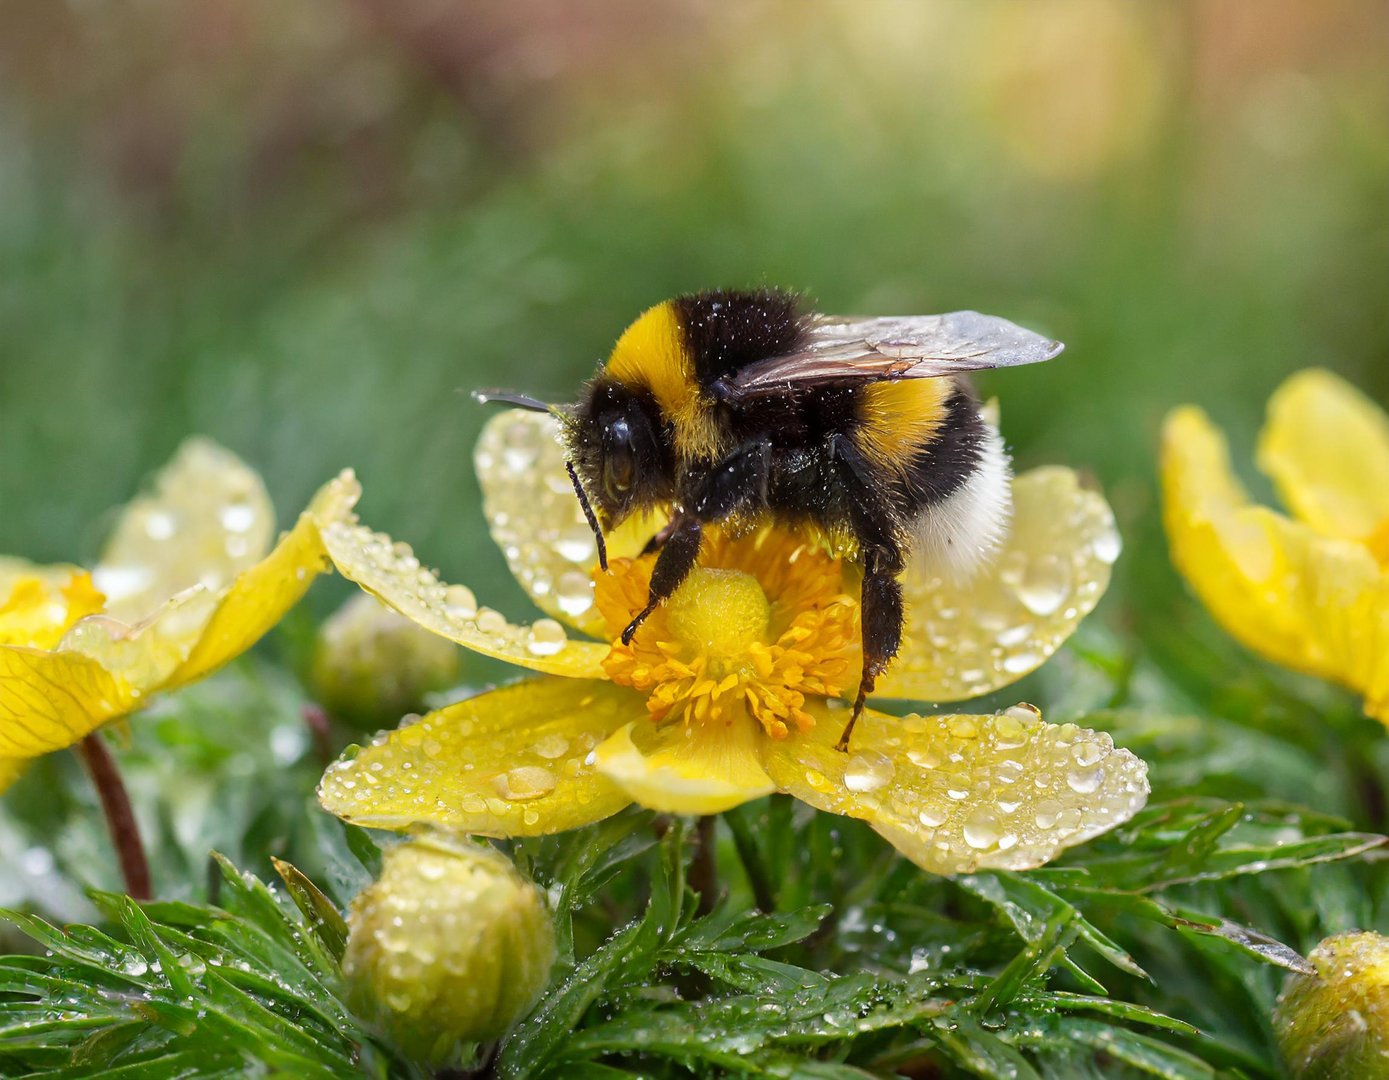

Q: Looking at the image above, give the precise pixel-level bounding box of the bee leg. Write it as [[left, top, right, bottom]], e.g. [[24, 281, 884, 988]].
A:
[[690, 438, 772, 519], [622, 516, 702, 645], [836, 547, 904, 752], [640, 519, 678, 556], [826, 433, 905, 752]]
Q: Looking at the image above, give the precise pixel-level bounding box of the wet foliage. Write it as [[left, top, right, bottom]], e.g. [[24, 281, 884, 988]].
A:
[[1, 632, 1386, 1077]]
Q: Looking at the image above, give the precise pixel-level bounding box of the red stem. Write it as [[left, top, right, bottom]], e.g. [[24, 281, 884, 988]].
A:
[[76, 734, 152, 900]]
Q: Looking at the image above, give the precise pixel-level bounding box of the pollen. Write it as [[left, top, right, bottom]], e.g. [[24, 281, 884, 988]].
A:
[[595, 528, 861, 739]]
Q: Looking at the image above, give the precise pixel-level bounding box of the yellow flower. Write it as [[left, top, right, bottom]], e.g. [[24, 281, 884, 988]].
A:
[[1162, 369, 1389, 725], [318, 411, 1146, 875], [0, 438, 360, 787]]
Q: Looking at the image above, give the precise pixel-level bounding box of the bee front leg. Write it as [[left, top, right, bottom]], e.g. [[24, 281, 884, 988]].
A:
[[621, 516, 702, 645]]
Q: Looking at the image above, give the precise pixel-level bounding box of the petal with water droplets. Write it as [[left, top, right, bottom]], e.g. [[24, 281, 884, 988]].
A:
[[876, 467, 1119, 704], [161, 469, 361, 690], [762, 702, 1148, 875], [92, 438, 276, 623], [318, 677, 633, 835], [475, 409, 666, 636], [322, 519, 610, 679], [592, 712, 776, 815]]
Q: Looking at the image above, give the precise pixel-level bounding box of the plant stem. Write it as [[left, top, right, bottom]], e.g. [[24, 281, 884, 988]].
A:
[[690, 814, 721, 915], [76, 734, 151, 900], [726, 806, 777, 913]]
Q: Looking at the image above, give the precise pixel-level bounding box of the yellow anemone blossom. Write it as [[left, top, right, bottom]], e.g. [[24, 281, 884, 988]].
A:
[[1163, 369, 1389, 725], [318, 410, 1144, 875], [0, 438, 360, 788]]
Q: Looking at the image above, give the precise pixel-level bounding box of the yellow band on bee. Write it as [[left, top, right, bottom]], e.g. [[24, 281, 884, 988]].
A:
[[606, 301, 725, 459]]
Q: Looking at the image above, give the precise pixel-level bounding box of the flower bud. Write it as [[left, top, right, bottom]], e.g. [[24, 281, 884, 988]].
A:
[[1275, 931, 1389, 1079], [311, 592, 459, 726], [343, 835, 555, 1063]]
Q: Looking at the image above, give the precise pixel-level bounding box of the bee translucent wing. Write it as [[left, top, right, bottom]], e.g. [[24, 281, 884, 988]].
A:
[[721, 311, 1063, 396]]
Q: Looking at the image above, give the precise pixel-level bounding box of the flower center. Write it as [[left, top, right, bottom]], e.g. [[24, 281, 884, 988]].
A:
[[594, 528, 861, 739], [665, 568, 771, 667]]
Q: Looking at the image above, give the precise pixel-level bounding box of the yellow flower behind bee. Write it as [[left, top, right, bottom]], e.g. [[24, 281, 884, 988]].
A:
[[317, 409, 1147, 875], [0, 439, 360, 788], [1162, 369, 1389, 724]]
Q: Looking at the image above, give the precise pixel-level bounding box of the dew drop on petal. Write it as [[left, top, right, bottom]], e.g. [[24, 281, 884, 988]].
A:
[[555, 570, 594, 617], [492, 766, 558, 801], [963, 808, 1001, 850], [531, 733, 570, 760], [1016, 553, 1073, 616], [525, 619, 568, 657], [843, 751, 895, 793], [1092, 522, 1122, 565]]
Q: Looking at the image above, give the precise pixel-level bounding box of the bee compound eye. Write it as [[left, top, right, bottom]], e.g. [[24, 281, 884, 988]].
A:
[[603, 420, 636, 499]]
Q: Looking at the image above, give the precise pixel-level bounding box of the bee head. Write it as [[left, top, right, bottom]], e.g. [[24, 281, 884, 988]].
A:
[[563, 376, 672, 532]]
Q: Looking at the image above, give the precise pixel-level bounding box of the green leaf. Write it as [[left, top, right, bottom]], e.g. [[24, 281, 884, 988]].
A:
[[270, 856, 350, 961]]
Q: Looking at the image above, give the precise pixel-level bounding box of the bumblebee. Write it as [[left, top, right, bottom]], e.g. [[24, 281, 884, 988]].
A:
[[481, 288, 1061, 748]]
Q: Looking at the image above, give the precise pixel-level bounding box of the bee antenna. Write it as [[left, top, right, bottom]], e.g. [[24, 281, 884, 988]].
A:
[[472, 389, 552, 413], [565, 459, 608, 572]]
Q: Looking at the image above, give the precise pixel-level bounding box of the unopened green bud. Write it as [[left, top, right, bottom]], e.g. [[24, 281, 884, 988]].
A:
[[311, 592, 459, 725], [1275, 931, 1389, 1079], [343, 835, 555, 1064]]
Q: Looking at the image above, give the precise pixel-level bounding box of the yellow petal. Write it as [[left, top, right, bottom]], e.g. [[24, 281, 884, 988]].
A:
[[762, 702, 1148, 875], [1257, 368, 1389, 542], [475, 409, 666, 636], [322, 519, 610, 679], [0, 558, 84, 595], [1163, 406, 1389, 694], [160, 469, 361, 690], [592, 713, 776, 815], [875, 467, 1120, 703], [93, 438, 276, 622], [0, 645, 138, 759], [318, 678, 632, 835], [0, 573, 106, 649]]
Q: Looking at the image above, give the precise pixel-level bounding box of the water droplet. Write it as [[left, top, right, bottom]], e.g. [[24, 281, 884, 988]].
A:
[[1016, 553, 1072, 616], [963, 808, 1001, 850], [120, 955, 150, 977], [1002, 651, 1040, 675], [144, 510, 176, 540], [477, 608, 508, 635], [1066, 766, 1103, 794], [1093, 522, 1122, 564], [1034, 799, 1061, 829], [843, 751, 895, 793], [992, 711, 1028, 748], [526, 619, 568, 656], [554, 522, 596, 563], [556, 570, 593, 617], [220, 502, 256, 533], [532, 733, 570, 760], [917, 803, 949, 828], [493, 766, 557, 801]]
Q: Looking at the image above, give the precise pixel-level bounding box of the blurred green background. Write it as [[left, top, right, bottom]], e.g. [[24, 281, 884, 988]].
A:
[[2, 0, 1386, 650]]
